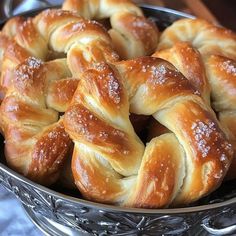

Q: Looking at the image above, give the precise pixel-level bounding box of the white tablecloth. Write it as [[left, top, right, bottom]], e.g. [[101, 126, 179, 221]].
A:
[[0, 185, 43, 236]]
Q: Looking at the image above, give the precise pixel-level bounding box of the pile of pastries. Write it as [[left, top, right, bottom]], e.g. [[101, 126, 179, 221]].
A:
[[0, 0, 235, 208]]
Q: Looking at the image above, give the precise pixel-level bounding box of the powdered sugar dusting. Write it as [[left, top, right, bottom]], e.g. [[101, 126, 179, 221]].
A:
[[191, 119, 233, 162], [220, 153, 227, 162], [147, 64, 168, 85], [66, 108, 89, 137], [66, 106, 102, 142], [107, 73, 121, 104], [99, 131, 108, 140], [130, 16, 155, 42], [191, 119, 216, 158], [152, 65, 167, 84], [33, 126, 69, 168], [112, 129, 125, 137], [94, 63, 108, 72], [93, 62, 121, 104], [221, 60, 236, 76], [47, 130, 59, 139], [41, 9, 79, 21], [220, 142, 232, 161], [6, 104, 19, 112], [15, 57, 43, 89], [71, 21, 86, 32], [216, 141, 232, 165], [27, 57, 42, 69], [132, 19, 148, 28]]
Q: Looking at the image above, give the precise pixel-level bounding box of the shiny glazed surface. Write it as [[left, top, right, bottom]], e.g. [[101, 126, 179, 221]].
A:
[[0, 5, 236, 236]]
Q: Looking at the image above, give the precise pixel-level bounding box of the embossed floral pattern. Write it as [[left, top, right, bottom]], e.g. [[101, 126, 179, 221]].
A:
[[0, 164, 236, 235]]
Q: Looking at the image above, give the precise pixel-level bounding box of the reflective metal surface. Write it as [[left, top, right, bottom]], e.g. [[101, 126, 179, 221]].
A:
[[0, 0, 63, 20], [0, 4, 236, 236], [0, 185, 43, 236]]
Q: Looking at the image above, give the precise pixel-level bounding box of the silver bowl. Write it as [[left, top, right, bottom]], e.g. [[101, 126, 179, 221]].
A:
[[0, 5, 236, 236]]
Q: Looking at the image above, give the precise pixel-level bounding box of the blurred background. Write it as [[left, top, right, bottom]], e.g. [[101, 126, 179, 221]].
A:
[[136, 0, 236, 31], [1, 0, 235, 31]]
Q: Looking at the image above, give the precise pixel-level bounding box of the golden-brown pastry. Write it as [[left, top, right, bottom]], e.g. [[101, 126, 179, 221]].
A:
[[205, 55, 236, 179], [155, 18, 236, 179], [0, 2, 234, 208], [0, 58, 72, 185], [0, 32, 30, 101], [158, 18, 236, 60], [0, 9, 120, 184], [62, 0, 159, 59], [64, 57, 233, 208], [205, 55, 236, 112], [153, 42, 210, 103]]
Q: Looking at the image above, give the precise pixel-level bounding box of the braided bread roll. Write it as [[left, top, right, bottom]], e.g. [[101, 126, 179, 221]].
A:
[[155, 18, 236, 179], [62, 0, 159, 59], [0, 9, 121, 184], [153, 42, 210, 104], [64, 57, 233, 207], [0, 58, 72, 185], [158, 18, 236, 60], [0, 7, 120, 106], [205, 55, 236, 179], [0, 26, 31, 102]]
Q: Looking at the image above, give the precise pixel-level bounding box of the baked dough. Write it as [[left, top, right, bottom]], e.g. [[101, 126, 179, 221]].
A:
[[64, 57, 233, 207], [155, 18, 236, 180], [62, 0, 159, 59]]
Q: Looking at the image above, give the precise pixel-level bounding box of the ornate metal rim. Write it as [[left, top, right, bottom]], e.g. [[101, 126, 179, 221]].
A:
[[141, 4, 195, 19], [0, 4, 235, 216], [1, 163, 236, 214]]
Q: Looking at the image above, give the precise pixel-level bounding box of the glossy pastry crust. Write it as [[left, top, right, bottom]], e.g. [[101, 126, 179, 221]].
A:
[[64, 57, 233, 207], [0, 3, 234, 208], [62, 0, 159, 59], [154, 18, 236, 180], [0, 8, 119, 185]]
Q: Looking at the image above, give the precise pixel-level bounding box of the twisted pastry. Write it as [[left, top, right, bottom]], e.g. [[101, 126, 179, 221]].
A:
[[158, 18, 236, 60], [0, 29, 31, 102], [151, 42, 210, 142], [0, 57, 72, 185], [153, 42, 210, 104], [64, 57, 233, 207], [205, 55, 236, 179], [0, 9, 120, 184], [155, 18, 236, 179], [62, 0, 159, 59]]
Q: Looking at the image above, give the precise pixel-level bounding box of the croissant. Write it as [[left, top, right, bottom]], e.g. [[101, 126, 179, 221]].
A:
[[0, 9, 120, 185], [62, 0, 159, 59], [64, 57, 233, 208], [154, 18, 236, 179]]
